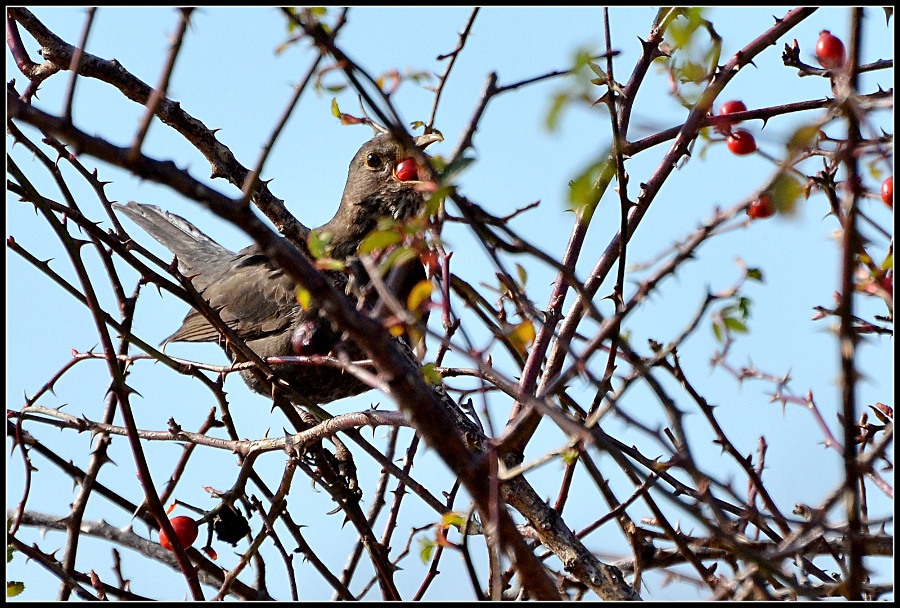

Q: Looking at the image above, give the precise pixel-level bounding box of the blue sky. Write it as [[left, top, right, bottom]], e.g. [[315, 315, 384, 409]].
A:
[[6, 7, 894, 601]]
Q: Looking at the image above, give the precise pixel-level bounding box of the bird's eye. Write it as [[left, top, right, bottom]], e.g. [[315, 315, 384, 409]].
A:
[[366, 153, 384, 169]]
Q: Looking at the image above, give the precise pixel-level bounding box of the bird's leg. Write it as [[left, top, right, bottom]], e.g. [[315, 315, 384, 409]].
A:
[[295, 407, 361, 499]]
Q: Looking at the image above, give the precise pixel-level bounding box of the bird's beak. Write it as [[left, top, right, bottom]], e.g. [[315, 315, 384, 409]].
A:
[[414, 132, 443, 150], [394, 132, 443, 183]]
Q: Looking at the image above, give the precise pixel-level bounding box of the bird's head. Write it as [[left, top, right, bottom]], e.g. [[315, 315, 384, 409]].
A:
[[325, 132, 442, 258]]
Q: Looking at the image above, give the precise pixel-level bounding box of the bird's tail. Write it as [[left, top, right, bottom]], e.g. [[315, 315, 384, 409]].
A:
[[115, 201, 233, 277]]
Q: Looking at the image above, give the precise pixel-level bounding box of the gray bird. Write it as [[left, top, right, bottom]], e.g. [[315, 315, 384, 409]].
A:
[[116, 132, 439, 403]]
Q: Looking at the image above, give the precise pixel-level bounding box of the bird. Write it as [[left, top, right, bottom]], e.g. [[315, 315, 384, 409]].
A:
[[116, 131, 440, 404]]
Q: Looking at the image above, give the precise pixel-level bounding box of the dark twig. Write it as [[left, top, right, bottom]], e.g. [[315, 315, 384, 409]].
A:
[[128, 8, 194, 164], [428, 7, 479, 129], [61, 7, 95, 123]]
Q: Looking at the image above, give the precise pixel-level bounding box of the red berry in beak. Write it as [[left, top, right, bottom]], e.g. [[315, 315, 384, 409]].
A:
[[394, 158, 418, 182]]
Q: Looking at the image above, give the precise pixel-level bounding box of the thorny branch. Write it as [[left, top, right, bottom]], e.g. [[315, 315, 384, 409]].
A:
[[7, 6, 892, 602]]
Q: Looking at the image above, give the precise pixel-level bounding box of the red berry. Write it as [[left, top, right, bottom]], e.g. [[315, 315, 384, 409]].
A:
[[747, 194, 775, 219], [726, 130, 757, 156], [881, 176, 892, 208], [159, 516, 199, 551], [394, 158, 418, 181], [815, 30, 845, 70], [716, 100, 748, 134], [719, 100, 747, 118]]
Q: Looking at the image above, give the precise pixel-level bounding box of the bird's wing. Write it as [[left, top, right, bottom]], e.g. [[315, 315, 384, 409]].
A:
[[115, 202, 235, 282], [116, 203, 303, 345], [165, 250, 301, 344]]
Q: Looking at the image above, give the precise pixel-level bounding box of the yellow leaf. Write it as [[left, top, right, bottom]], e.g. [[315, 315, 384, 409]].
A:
[[560, 448, 579, 465], [7, 581, 25, 597], [296, 287, 311, 311], [509, 320, 536, 353], [441, 511, 466, 529], [406, 280, 433, 313]]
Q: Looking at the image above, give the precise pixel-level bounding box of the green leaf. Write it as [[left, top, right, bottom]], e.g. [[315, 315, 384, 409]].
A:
[[668, 7, 707, 47], [587, 61, 607, 80], [330, 98, 341, 119], [441, 155, 475, 181], [421, 362, 442, 386], [419, 537, 435, 563], [358, 229, 401, 255], [568, 155, 615, 220], [374, 216, 400, 232], [515, 263, 528, 286], [7, 582, 25, 598], [724, 317, 748, 333], [404, 70, 433, 85], [766, 173, 805, 216], [545, 92, 570, 132], [378, 246, 417, 273], [786, 123, 820, 155], [424, 186, 450, 216], [572, 48, 594, 70], [746, 267, 764, 282], [678, 60, 707, 84], [307, 229, 332, 259]]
